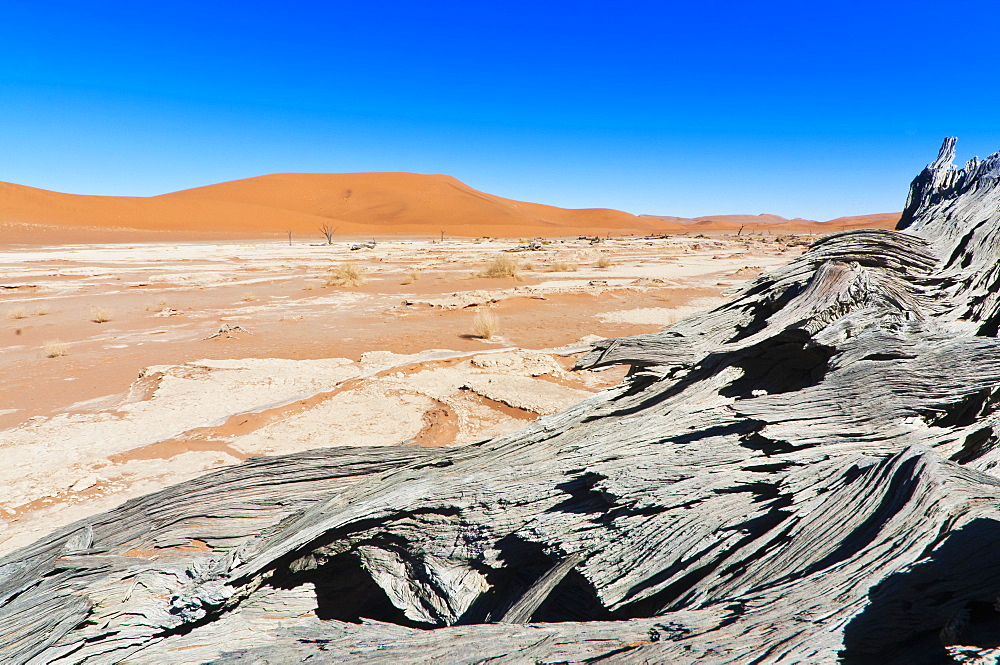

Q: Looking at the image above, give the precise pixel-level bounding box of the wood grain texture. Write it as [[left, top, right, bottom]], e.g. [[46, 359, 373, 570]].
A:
[[5, 138, 1000, 664]]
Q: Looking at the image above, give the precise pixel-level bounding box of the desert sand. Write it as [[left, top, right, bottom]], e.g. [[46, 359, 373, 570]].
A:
[[0, 232, 812, 553], [1, 173, 899, 242], [0, 173, 901, 553]]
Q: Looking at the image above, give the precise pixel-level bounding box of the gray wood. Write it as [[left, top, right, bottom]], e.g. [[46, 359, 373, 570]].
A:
[[5, 137, 1000, 663], [498, 551, 585, 624]]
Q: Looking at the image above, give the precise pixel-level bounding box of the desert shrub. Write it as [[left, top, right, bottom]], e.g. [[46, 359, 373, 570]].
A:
[[145, 298, 169, 312], [242, 293, 257, 302], [473, 310, 500, 340], [7, 307, 27, 320], [548, 262, 578, 272], [596, 255, 613, 268], [90, 307, 111, 323], [478, 255, 520, 279], [43, 341, 67, 357], [326, 263, 366, 287]]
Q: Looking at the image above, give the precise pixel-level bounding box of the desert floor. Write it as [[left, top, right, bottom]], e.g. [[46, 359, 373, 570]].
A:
[[0, 232, 808, 553]]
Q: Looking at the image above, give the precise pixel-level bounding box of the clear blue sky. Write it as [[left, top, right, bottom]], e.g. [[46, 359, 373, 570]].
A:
[[3, 0, 999, 220]]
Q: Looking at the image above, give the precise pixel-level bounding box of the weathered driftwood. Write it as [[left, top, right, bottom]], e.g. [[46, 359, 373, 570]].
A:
[[503, 241, 543, 252], [5, 138, 1000, 664], [204, 323, 253, 339]]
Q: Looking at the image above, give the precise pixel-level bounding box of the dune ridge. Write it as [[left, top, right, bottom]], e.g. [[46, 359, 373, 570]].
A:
[[0, 173, 899, 242], [638, 211, 902, 233]]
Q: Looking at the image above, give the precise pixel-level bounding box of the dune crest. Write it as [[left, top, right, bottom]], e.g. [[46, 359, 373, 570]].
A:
[[0, 173, 899, 241]]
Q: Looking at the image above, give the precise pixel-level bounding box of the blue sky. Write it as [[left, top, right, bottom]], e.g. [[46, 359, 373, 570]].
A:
[[2, 1, 999, 220]]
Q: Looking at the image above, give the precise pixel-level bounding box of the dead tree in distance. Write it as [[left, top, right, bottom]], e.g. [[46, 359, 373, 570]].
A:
[[319, 223, 339, 245]]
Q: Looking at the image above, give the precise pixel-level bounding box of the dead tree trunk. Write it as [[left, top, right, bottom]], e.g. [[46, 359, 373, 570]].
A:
[[5, 138, 1000, 664], [319, 223, 338, 245]]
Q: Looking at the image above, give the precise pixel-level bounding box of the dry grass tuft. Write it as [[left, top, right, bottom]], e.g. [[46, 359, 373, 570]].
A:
[[326, 263, 365, 287], [303, 282, 315, 291], [478, 255, 520, 279], [43, 341, 68, 357], [7, 307, 27, 320], [473, 310, 500, 340], [401, 270, 421, 285], [548, 262, 578, 272], [90, 307, 111, 323], [145, 298, 169, 312], [242, 293, 257, 302], [596, 255, 613, 268], [35, 305, 48, 316]]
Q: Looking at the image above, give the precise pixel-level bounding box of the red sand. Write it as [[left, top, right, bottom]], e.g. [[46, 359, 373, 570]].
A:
[[0, 174, 900, 244], [639, 211, 901, 234]]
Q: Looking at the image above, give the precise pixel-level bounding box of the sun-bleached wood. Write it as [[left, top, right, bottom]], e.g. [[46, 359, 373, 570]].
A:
[[4, 138, 1000, 664]]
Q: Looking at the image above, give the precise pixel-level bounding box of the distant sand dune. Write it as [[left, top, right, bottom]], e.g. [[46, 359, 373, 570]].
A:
[[0, 173, 900, 242], [639, 211, 901, 234]]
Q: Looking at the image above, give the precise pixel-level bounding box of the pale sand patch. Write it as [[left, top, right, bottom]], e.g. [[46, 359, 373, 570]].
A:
[[402, 290, 503, 309], [597, 297, 729, 326], [0, 358, 360, 513], [383, 366, 472, 400], [230, 381, 433, 455], [597, 306, 702, 326], [470, 350, 563, 376], [445, 391, 533, 447], [462, 374, 592, 415], [358, 349, 473, 373]]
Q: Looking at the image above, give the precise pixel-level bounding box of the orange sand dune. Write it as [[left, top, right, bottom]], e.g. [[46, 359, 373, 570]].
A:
[[692, 213, 815, 224], [822, 212, 902, 229], [161, 173, 673, 235], [0, 181, 354, 235], [0, 173, 899, 243], [640, 211, 900, 234], [0, 174, 681, 241]]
